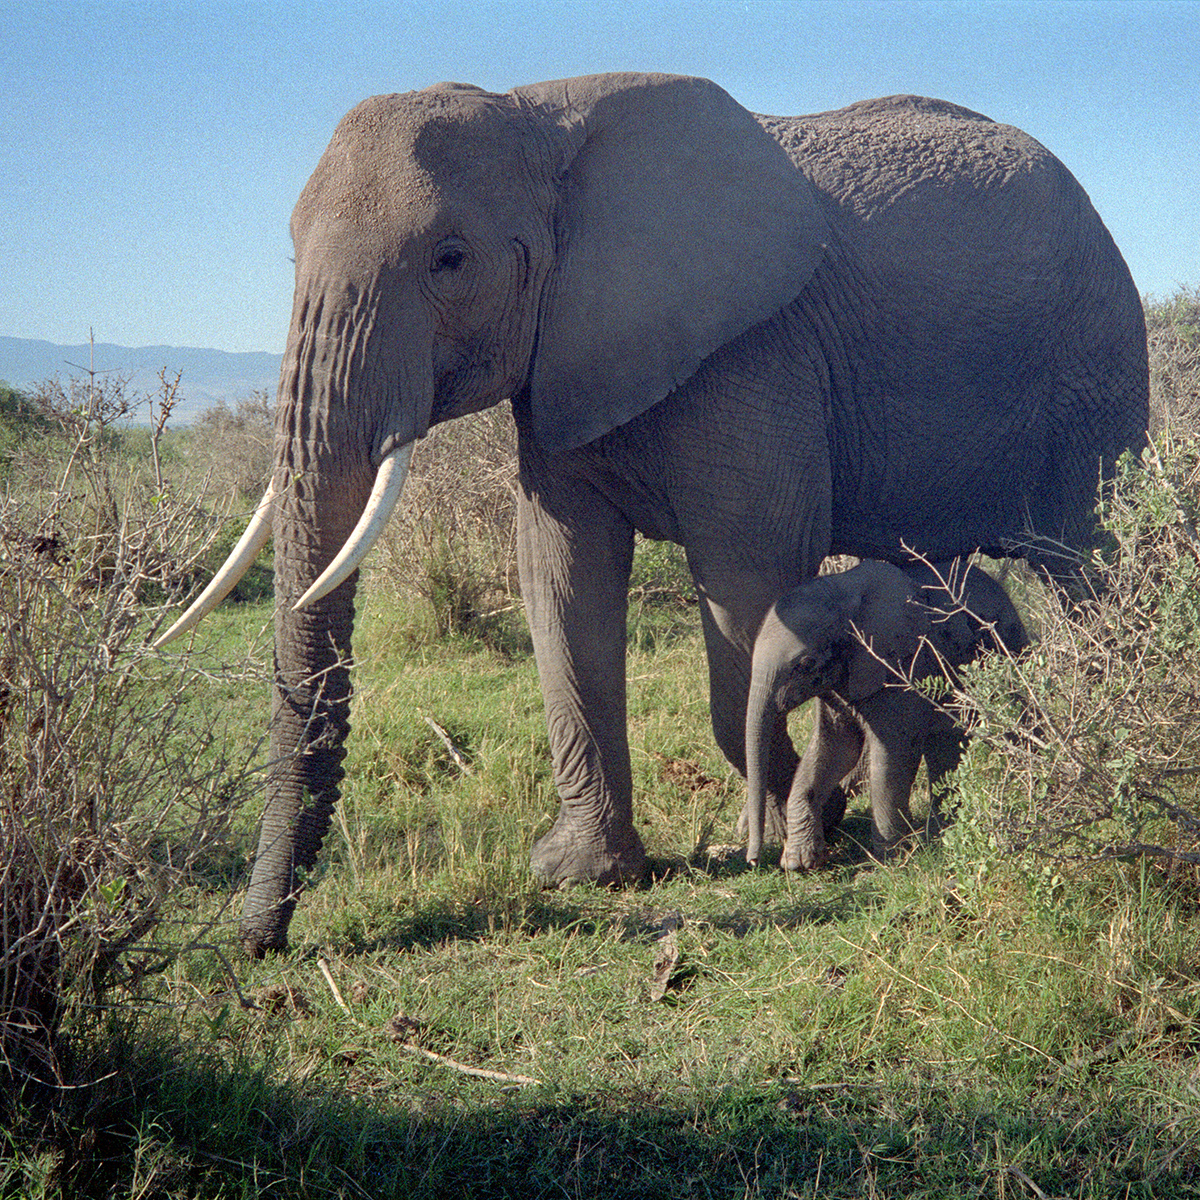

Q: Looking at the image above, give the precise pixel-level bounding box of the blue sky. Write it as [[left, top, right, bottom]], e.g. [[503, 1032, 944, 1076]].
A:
[[2, 0, 1196, 354]]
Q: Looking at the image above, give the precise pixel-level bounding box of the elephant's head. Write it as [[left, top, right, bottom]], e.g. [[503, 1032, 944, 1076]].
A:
[[154, 73, 829, 954], [744, 561, 928, 864], [908, 561, 1032, 672]]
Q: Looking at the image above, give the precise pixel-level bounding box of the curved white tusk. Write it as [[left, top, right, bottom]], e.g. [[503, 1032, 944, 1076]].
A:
[[152, 482, 277, 649], [292, 442, 414, 611]]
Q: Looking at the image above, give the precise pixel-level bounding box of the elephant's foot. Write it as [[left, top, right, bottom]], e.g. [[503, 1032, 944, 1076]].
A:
[[781, 831, 828, 873], [735, 794, 788, 843], [530, 815, 647, 887]]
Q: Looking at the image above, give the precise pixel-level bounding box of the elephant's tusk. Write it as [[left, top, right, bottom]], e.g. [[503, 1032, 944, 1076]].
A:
[[292, 442, 414, 611], [152, 482, 277, 649]]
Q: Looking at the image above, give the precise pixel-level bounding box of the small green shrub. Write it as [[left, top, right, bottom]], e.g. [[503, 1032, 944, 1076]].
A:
[[628, 537, 694, 608]]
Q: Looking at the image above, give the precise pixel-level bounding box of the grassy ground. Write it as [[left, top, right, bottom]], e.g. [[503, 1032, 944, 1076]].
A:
[[6, 328, 1200, 1195], [12, 573, 1200, 1200]]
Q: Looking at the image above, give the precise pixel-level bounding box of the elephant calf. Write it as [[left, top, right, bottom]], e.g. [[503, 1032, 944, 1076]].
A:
[[745, 560, 1029, 870]]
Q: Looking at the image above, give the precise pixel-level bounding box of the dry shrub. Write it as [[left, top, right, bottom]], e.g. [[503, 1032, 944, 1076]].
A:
[[0, 369, 259, 1086], [188, 391, 274, 501], [368, 404, 698, 643], [371, 405, 520, 643], [1147, 286, 1200, 434], [945, 436, 1200, 878]]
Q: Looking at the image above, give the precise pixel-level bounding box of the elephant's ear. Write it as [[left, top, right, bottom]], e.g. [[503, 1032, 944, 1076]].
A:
[[516, 73, 829, 454], [843, 566, 930, 704]]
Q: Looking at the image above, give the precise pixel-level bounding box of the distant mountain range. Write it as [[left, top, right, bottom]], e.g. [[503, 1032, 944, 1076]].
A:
[[0, 336, 283, 425]]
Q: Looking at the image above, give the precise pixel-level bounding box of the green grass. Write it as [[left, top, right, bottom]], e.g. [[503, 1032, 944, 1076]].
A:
[[7, 335, 1200, 1196], [11, 573, 1200, 1198]]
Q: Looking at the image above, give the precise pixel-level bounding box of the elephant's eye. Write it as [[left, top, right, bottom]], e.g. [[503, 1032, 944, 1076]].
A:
[[431, 238, 468, 275]]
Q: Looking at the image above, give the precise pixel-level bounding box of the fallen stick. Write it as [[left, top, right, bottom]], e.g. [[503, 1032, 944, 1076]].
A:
[[422, 715, 473, 774], [317, 957, 353, 1017], [397, 1043, 541, 1086]]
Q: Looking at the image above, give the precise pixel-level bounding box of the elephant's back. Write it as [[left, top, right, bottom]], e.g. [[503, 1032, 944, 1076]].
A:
[[758, 96, 1146, 583], [758, 96, 1083, 258]]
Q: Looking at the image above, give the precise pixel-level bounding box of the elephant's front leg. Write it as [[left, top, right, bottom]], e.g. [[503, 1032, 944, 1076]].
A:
[[782, 699, 864, 871], [518, 458, 645, 887], [859, 690, 927, 857]]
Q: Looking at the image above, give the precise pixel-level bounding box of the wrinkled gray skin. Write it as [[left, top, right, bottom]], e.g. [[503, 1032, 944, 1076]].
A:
[[217, 72, 1144, 955], [745, 561, 1030, 871]]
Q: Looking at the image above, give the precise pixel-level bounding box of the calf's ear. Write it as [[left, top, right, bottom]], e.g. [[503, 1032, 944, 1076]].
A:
[[844, 573, 930, 702]]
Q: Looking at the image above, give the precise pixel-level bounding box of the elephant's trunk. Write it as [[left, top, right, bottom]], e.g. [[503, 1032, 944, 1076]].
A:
[[240, 583, 357, 955], [238, 439, 372, 953], [238, 293, 427, 955], [241, 461, 417, 956], [744, 652, 783, 866]]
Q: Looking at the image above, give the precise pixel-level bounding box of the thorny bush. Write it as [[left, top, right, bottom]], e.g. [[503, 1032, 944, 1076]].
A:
[[943, 434, 1200, 884], [0, 368, 260, 1087]]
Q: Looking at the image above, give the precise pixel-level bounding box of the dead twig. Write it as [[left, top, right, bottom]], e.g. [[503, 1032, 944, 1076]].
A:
[[396, 1043, 541, 1086], [1005, 1162, 1060, 1200], [317, 957, 353, 1017], [422, 715, 473, 774]]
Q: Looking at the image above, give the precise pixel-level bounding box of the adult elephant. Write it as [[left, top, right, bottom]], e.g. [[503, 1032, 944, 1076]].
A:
[[156, 73, 1147, 956]]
